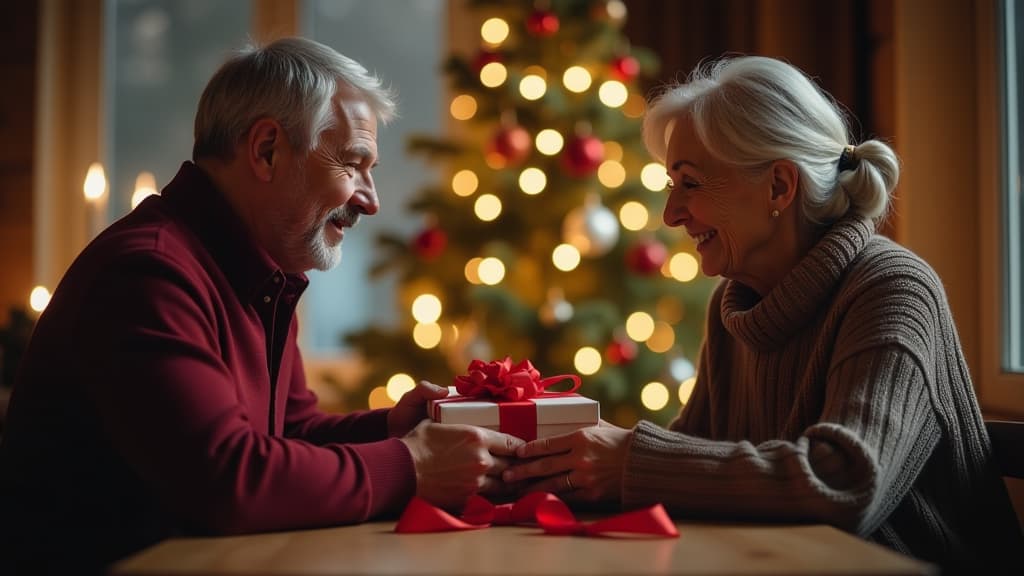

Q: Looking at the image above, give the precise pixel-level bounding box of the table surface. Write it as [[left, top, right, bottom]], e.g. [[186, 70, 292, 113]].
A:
[[111, 518, 936, 575]]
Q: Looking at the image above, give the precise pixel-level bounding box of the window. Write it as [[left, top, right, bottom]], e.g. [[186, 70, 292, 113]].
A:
[[1005, 0, 1024, 373], [106, 0, 253, 218], [299, 0, 444, 356], [977, 0, 1024, 415]]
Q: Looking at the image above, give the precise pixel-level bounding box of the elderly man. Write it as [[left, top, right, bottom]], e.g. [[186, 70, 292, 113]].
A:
[[0, 37, 520, 573]]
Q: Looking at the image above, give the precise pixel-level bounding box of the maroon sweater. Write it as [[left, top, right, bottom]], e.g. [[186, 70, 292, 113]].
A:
[[0, 162, 415, 572]]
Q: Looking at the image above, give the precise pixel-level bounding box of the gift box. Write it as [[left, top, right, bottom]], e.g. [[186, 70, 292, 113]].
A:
[[428, 357, 600, 441], [429, 389, 600, 441]]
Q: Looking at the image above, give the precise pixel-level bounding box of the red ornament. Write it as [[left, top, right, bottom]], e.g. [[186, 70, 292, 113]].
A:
[[561, 134, 604, 177], [490, 125, 532, 166], [526, 9, 560, 37], [472, 50, 501, 73], [413, 227, 447, 260], [610, 55, 640, 81], [625, 239, 668, 275], [605, 338, 638, 365]]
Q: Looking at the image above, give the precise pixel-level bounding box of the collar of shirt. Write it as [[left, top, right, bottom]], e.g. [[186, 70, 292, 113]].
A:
[[158, 161, 310, 306]]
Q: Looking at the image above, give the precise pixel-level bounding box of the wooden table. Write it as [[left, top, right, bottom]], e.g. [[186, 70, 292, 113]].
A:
[[111, 519, 936, 575]]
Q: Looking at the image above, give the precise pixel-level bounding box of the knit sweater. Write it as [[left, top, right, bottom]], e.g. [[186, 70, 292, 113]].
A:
[[623, 216, 1021, 571]]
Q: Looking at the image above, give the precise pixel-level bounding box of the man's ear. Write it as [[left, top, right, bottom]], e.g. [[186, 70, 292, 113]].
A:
[[246, 118, 281, 183], [769, 159, 799, 213]]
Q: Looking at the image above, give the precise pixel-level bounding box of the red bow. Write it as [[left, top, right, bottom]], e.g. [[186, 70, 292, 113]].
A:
[[394, 492, 679, 538], [453, 357, 580, 401]]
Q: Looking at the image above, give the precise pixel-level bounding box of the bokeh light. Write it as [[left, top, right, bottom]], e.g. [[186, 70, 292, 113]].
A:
[[562, 66, 592, 93], [625, 311, 655, 341], [478, 257, 506, 285], [641, 382, 670, 410], [574, 346, 602, 375], [449, 94, 477, 120], [518, 167, 547, 195], [552, 243, 581, 271], [598, 80, 628, 108], [646, 321, 675, 353], [413, 322, 442, 348], [29, 286, 51, 312], [519, 74, 547, 100], [411, 293, 442, 323], [464, 257, 483, 284], [480, 62, 508, 87], [131, 171, 157, 209], [368, 386, 394, 409], [669, 252, 699, 282], [480, 17, 509, 45], [641, 162, 671, 191], [618, 201, 649, 231], [386, 373, 416, 402], [536, 129, 564, 155], [83, 162, 107, 200], [597, 160, 626, 188], [452, 169, 479, 197], [474, 194, 502, 221]]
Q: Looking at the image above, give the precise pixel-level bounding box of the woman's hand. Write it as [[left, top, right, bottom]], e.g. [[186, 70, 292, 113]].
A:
[[502, 420, 632, 503]]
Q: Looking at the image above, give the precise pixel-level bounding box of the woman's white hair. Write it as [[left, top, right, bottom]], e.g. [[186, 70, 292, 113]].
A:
[[193, 37, 397, 161], [642, 56, 899, 226]]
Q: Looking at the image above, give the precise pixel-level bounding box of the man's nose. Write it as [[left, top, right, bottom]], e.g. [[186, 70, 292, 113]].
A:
[[351, 178, 379, 216]]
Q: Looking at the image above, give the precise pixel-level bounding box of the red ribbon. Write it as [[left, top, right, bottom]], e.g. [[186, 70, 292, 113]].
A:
[[453, 357, 580, 401], [394, 493, 679, 538]]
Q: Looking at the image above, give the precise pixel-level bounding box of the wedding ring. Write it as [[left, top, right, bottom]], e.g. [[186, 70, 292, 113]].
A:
[[564, 472, 575, 491]]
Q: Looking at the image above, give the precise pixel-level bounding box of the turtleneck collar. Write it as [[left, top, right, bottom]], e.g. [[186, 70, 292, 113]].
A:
[[719, 216, 876, 350]]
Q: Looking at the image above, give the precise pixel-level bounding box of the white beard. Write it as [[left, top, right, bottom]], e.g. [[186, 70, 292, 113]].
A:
[[306, 219, 342, 271], [287, 158, 343, 272]]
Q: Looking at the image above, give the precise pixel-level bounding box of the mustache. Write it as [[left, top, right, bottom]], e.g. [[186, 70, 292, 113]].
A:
[[327, 206, 360, 228]]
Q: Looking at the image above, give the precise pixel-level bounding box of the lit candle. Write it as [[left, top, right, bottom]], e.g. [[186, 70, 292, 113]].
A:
[[131, 171, 157, 209], [83, 162, 107, 238], [29, 285, 51, 313]]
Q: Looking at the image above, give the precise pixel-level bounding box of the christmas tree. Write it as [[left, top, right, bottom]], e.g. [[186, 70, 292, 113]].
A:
[[343, 0, 715, 427]]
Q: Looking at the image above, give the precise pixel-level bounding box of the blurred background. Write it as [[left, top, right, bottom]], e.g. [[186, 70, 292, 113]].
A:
[[0, 0, 1021, 435]]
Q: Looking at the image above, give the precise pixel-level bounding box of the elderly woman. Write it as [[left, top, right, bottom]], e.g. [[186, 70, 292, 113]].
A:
[[504, 55, 1020, 570]]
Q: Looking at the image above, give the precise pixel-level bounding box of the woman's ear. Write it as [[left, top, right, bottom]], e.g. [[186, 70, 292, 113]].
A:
[[246, 118, 281, 183], [769, 159, 799, 212]]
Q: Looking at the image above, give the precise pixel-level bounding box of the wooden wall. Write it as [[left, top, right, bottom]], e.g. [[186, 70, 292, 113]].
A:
[[0, 1, 38, 326]]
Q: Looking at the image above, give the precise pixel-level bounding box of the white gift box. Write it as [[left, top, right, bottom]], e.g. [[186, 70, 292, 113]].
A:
[[428, 388, 600, 440]]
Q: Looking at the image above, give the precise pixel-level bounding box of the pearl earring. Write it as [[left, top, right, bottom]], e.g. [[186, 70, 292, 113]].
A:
[[771, 209, 780, 218]]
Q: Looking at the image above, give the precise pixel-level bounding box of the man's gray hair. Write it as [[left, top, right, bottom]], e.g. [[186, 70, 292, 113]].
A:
[[193, 37, 397, 161]]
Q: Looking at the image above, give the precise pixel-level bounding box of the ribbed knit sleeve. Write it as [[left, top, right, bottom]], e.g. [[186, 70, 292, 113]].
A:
[[626, 345, 939, 533]]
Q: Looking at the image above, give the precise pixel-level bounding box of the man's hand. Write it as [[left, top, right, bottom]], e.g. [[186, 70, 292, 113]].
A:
[[387, 380, 449, 438], [400, 420, 524, 510]]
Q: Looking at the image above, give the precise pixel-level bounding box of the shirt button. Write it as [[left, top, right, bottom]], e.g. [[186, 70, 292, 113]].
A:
[[273, 276, 281, 283], [263, 296, 271, 304]]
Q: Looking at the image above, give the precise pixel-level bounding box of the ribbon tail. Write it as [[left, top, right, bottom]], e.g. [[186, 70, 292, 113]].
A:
[[394, 497, 489, 533], [583, 504, 680, 538]]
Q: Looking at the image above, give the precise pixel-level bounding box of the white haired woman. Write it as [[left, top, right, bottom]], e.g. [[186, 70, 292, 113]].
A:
[[504, 55, 1021, 572]]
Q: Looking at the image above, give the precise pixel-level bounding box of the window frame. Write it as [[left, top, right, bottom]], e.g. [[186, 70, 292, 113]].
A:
[[978, 0, 1024, 417]]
